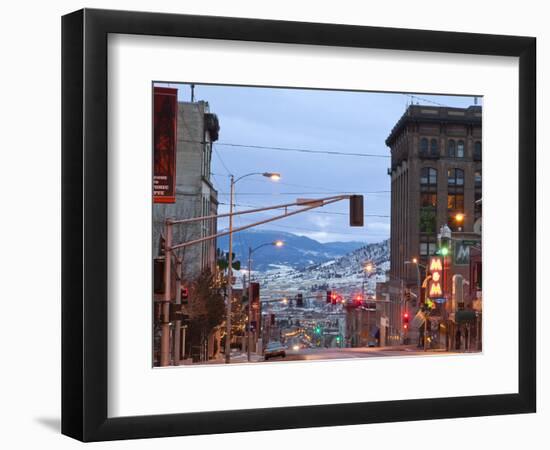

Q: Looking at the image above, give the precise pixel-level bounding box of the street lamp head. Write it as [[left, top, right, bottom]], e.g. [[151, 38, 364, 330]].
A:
[[263, 172, 281, 181], [412, 257, 418, 264], [273, 240, 284, 247], [365, 263, 374, 273], [455, 212, 465, 223]]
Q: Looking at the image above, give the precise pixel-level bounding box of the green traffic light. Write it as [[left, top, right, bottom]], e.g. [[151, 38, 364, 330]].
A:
[[440, 247, 449, 256]]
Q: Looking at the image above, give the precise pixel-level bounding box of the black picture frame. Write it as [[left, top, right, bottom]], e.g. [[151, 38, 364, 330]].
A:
[[62, 8, 536, 442]]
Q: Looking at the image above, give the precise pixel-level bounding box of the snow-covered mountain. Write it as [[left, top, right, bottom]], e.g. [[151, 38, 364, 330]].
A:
[[217, 229, 366, 271], [251, 239, 391, 301]]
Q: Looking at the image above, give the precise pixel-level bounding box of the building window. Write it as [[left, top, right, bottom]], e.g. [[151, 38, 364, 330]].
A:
[[420, 167, 437, 189], [448, 168, 464, 187], [419, 138, 429, 156], [457, 140, 465, 158], [447, 139, 456, 158], [447, 194, 464, 210], [475, 170, 482, 188], [420, 242, 437, 256], [430, 139, 439, 157], [419, 206, 436, 233], [474, 141, 482, 161], [421, 193, 437, 208]]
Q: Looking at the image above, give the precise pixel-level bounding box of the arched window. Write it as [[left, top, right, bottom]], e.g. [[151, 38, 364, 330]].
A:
[[448, 168, 464, 186], [421, 167, 437, 188], [447, 139, 456, 158], [419, 138, 429, 156], [430, 138, 439, 157], [457, 140, 465, 158], [474, 141, 482, 160]]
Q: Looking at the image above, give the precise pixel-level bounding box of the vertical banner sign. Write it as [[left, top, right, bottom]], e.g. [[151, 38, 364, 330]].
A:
[[153, 87, 178, 203], [428, 256, 443, 299]]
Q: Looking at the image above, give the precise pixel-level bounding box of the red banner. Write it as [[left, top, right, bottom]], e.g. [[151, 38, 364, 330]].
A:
[[153, 87, 178, 203]]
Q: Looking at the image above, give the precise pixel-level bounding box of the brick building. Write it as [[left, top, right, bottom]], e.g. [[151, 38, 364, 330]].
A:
[[385, 104, 482, 346]]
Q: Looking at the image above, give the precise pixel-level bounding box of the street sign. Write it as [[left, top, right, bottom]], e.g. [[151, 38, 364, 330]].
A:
[[454, 240, 480, 265], [296, 198, 324, 207]]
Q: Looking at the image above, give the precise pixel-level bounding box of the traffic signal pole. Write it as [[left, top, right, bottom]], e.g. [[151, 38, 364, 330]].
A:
[[159, 193, 363, 366]]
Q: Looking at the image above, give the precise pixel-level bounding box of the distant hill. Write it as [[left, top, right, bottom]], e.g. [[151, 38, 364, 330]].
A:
[[217, 229, 366, 271], [257, 238, 391, 296]]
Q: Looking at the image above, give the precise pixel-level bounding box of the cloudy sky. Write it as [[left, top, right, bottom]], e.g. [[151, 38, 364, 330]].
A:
[[159, 82, 479, 244]]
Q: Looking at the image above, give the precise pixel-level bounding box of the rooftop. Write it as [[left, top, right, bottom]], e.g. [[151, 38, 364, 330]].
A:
[[385, 104, 482, 147]]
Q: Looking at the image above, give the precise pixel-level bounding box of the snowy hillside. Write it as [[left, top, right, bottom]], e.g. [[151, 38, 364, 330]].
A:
[[251, 239, 391, 302]]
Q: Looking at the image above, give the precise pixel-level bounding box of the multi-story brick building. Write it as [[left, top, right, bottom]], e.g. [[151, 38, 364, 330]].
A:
[[385, 104, 482, 347]]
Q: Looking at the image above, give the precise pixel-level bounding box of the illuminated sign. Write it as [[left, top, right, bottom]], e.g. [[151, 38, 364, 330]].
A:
[[153, 87, 178, 203], [428, 256, 443, 299]]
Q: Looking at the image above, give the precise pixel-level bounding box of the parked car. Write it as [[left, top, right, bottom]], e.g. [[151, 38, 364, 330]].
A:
[[264, 341, 286, 360]]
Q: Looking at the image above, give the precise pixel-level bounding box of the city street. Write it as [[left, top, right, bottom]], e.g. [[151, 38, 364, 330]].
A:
[[265, 345, 459, 362], [178, 345, 463, 365]]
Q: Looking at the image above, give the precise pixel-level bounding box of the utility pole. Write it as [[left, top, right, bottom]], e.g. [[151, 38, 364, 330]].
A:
[[248, 247, 253, 362], [160, 221, 173, 367], [173, 256, 182, 365], [225, 176, 234, 364]]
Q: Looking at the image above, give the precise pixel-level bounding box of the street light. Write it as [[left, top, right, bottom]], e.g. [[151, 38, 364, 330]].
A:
[[362, 262, 375, 346], [455, 212, 465, 231], [225, 172, 281, 364], [247, 240, 285, 361]]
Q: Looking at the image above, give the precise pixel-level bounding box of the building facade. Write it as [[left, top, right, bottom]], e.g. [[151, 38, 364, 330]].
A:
[[385, 104, 482, 347], [153, 93, 220, 365], [153, 99, 220, 281]]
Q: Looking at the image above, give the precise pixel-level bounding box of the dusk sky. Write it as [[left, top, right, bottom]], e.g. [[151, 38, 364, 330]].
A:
[[158, 82, 481, 245]]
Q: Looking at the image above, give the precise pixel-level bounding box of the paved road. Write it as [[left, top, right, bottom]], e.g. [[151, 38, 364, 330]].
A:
[[264, 346, 459, 362]]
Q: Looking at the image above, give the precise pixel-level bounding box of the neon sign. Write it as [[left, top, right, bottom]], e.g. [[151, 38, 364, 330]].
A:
[[428, 256, 443, 298]]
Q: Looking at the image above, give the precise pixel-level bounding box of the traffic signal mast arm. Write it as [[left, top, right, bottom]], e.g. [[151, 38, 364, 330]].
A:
[[168, 194, 358, 251]]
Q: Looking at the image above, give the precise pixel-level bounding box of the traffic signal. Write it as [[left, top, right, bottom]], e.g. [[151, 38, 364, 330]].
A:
[[153, 257, 165, 294], [349, 195, 364, 227], [330, 292, 338, 304], [354, 294, 364, 306], [181, 286, 189, 303], [326, 290, 332, 303], [403, 312, 410, 330], [296, 293, 304, 308]]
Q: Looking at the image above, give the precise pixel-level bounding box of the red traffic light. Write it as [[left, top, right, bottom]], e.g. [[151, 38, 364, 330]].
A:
[[403, 312, 409, 319]]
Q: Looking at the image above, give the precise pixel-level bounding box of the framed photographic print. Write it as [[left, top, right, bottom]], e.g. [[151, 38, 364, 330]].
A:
[[62, 8, 536, 442]]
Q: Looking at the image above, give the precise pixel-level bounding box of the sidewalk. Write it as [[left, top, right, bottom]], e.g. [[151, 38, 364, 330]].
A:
[[179, 351, 263, 365]]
